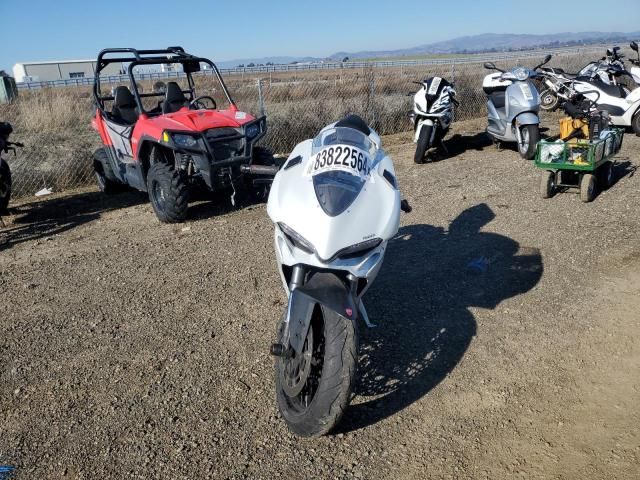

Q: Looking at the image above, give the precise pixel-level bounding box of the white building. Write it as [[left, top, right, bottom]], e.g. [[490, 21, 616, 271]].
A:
[[12, 59, 123, 83]]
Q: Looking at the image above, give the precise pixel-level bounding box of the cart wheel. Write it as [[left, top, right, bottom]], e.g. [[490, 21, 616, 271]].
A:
[[580, 173, 597, 203], [598, 161, 614, 190], [540, 171, 555, 199]]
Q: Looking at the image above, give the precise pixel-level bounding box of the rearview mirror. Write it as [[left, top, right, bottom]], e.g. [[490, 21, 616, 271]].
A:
[[183, 60, 201, 74], [631, 41, 639, 52], [484, 62, 496, 70], [543, 54, 552, 64]]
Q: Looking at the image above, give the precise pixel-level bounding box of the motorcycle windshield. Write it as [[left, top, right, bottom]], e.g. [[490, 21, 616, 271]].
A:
[[309, 127, 377, 217]]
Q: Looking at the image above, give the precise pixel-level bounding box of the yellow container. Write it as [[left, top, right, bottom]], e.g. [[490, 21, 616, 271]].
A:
[[560, 117, 589, 143]]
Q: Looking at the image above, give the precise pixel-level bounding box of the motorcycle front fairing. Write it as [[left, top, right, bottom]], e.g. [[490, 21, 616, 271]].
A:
[[267, 125, 400, 350], [267, 128, 400, 275], [412, 77, 455, 142]]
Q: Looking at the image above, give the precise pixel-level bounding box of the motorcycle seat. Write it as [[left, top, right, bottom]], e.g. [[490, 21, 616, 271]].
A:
[[490, 91, 506, 110], [586, 79, 627, 99]]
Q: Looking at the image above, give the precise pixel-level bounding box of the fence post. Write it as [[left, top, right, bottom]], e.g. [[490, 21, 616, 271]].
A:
[[369, 68, 376, 129], [257, 78, 265, 116]]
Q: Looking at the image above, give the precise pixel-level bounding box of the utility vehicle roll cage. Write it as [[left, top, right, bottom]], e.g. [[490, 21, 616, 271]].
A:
[[93, 46, 235, 115]]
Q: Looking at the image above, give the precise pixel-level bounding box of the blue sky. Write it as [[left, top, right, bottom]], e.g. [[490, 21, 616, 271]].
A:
[[1, 0, 639, 72]]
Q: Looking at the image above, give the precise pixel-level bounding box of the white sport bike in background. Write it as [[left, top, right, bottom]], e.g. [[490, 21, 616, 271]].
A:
[[409, 76, 458, 163], [244, 115, 411, 436]]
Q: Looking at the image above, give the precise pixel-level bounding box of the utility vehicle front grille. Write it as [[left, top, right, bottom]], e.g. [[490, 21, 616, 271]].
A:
[[204, 128, 246, 161]]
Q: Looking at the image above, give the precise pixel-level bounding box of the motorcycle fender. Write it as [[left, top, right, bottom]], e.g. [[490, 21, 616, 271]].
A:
[[414, 118, 435, 143], [514, 112, 540, 127], [285, 273, 358, 354]]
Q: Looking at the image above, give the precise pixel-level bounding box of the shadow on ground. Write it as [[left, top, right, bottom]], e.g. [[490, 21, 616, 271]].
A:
[[0, 190, 146, 251], [338, 203, 544, 433], [426, 133, 493, 162]]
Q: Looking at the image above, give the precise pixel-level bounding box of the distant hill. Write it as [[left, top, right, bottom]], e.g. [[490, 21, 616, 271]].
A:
[[215, 31, 640, 68], [329, 31, 640, 60]]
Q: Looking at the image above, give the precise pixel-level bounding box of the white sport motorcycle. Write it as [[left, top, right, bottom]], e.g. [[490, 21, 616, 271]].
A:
[[409, 76, 458, 163], [244, 115, 410, 436]]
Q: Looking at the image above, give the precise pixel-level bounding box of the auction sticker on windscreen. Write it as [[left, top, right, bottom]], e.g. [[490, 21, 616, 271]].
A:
[[306, 144, 371, 178]]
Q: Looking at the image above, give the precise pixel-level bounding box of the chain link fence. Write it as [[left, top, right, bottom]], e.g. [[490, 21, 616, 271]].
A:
[[0, 48, 604, 200]]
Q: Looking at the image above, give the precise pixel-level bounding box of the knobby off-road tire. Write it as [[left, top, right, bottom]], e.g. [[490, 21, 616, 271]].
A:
[[540, 171, 555, 199], [519, 124, 539, 160], [93, 148, 119, 194], [249, 146, 276, 202], [414, 125, 432, 164], [146, 161, 188, 223], [539, 89, 559, 111], [275, 307, 358, 437], [0, 159, 12, 211]]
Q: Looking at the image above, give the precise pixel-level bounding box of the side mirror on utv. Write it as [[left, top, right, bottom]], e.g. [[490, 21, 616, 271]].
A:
[[183, 60, 201, 73]]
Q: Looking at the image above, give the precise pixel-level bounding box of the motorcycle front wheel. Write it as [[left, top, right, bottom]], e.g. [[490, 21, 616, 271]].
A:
[[414, 124, 433, 164], [275, 306, 358, 437], [518, 124, 540, 160], [539, 89, 559, 111]]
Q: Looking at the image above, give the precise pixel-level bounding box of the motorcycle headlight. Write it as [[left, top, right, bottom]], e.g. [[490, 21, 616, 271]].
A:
[[245, 122, 260, 140], [333, 238, 383, 261], [278, 223, 315, 254], [514, 68, 529, 81], [171, 133, 199, 149]]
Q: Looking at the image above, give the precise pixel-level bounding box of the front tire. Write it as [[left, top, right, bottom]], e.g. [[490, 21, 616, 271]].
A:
[[414, 124, 432, 164], [0, 159, 12, 211], [539, 89, 559, 111], [580, 173, 597, 203], [541, 171, 555, 199], [248, 146, 276, 202], [518, 124, 539, 160], [275, 306, 358, 437], [146, 161, 188, 223]]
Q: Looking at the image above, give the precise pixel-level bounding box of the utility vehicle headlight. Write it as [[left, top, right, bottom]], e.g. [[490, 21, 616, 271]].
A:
[[245, 123, 260, 140], [172, 133, 199, 148], [514, 68, 529, 81], [278, 223, 315, 254]]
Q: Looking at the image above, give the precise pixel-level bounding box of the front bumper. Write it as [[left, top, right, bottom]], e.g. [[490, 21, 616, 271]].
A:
[[169, 116, 267, 190]]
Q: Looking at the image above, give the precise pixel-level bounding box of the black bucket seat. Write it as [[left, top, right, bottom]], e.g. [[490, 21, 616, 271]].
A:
[[162, 82, 189, 114], [112, 86, 139, 124]]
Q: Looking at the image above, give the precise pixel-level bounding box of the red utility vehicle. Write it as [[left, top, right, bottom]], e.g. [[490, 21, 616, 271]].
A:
[[91, 47, 273, 222]]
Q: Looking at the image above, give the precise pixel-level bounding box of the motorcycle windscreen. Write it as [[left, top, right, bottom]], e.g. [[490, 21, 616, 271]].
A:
[[313, 171, 365, 217], [309, 127, 376, 217]]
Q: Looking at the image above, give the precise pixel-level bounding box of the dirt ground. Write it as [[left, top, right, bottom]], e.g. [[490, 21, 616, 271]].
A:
[[1, 119, 639, 479]]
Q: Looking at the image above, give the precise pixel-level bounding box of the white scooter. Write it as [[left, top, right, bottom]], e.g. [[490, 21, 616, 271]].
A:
[[482, 55, 551, 159], [243, 115, 410, 437], [409, 76, 458, 163]]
